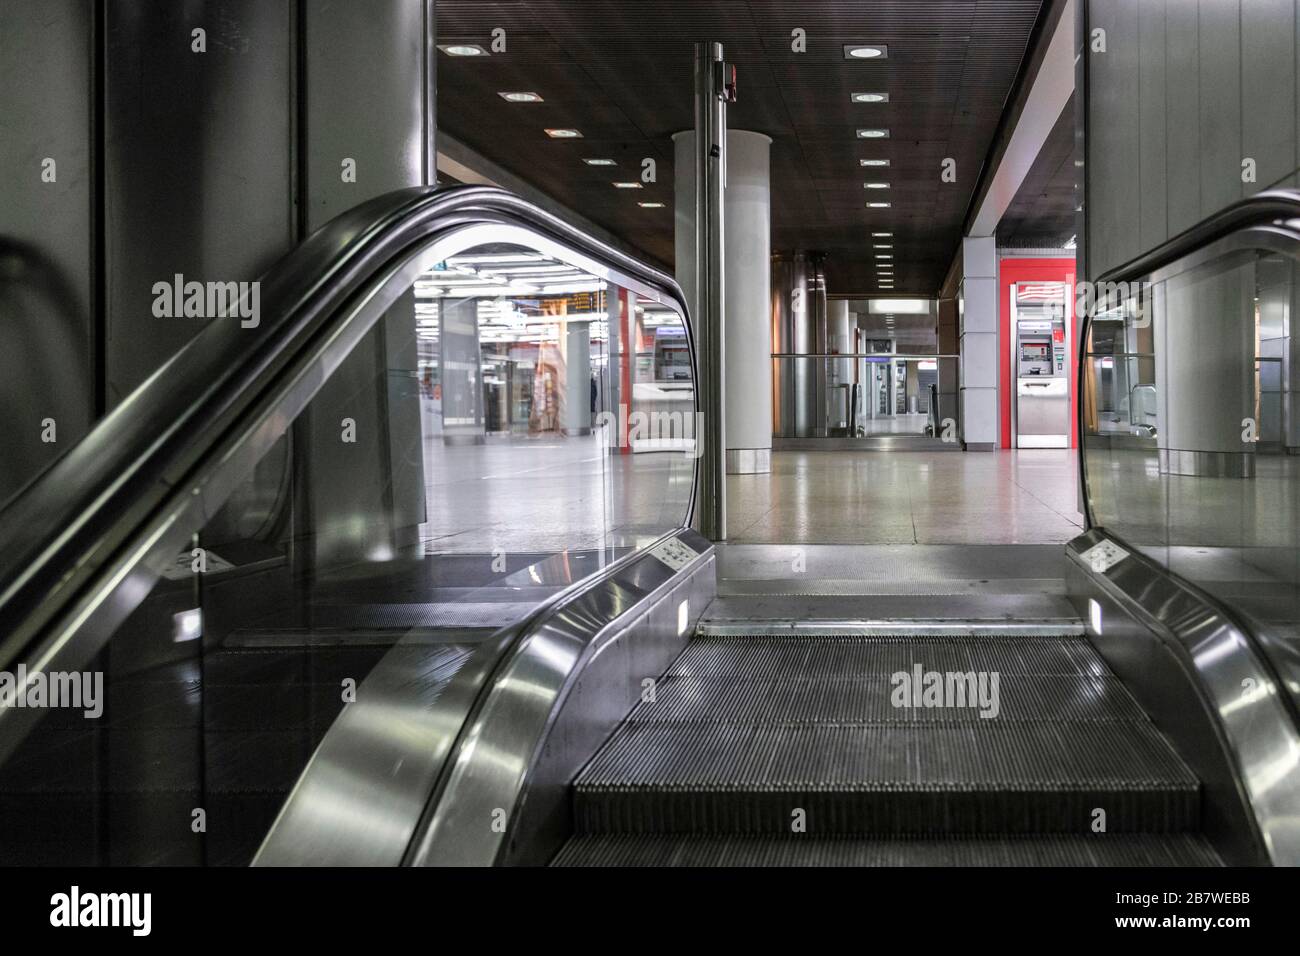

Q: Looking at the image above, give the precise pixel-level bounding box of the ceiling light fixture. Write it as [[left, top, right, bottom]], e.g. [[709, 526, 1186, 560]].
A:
[[545, 128, 583, 139], [583, 158, 616, 166], [499, 91, 543, 103], [867, 202, 891, 208], [864, 182, 890, 189], [874, 244, 893, 249], [439, 44, 489, 57], [851, 92, 890, 103], [613, 181, 642, 189], [857, 129, 890, 139], [845, 44, 888, 59], [638, 202, 666, 208], [860, 159, 890, 167], [872, 232, 893, 237]]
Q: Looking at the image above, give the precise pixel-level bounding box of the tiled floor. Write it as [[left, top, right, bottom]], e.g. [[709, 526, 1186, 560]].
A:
[[726, 449, 1084, 545]]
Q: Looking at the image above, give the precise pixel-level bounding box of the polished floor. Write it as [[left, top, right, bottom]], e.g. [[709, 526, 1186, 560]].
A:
[[727, 449, 1084, 545]]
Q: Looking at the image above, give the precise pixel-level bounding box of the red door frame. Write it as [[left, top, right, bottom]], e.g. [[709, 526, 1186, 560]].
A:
[[999, 257, 1078, 449]]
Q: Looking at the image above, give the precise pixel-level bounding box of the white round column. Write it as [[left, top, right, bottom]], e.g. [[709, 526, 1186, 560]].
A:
[[674, 129, 773, 474]]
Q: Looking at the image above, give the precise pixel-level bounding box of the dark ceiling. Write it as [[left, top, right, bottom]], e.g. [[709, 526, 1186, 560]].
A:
[[996, 94, 1077, 248], [437, 0, 1048, 295]]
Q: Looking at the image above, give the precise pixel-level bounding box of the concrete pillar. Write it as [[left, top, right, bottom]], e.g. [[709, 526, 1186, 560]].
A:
[[1155, 261, 1256, 476], [674, 129, 773, 473], [439, 298, 485, 445], [959, 237, 999, 450], [563, 319, 593, 436]]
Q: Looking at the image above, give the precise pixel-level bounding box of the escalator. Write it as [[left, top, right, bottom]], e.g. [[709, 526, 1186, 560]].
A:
[[556, 628, 1215, 866], [2, 185, 1300, 867]]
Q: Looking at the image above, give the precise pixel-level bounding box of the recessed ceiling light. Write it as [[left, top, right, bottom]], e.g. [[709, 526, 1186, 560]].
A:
[[439, 44, 489, 57], [874, 244, 893, 249], [639, 202, 665, 208], [499, 91, 543, 103], [867, 202, 891, 208], [864, 182, 890, 189], [857, 129, 890, 139], [851, 92, 890, 103], [613, 181, 643, 189], [845, 44, 888, 59], [545, 128, 583, 138], [584, 158, 617, 166], [872, 232, 893, 237], [860, 159, 891, 167]]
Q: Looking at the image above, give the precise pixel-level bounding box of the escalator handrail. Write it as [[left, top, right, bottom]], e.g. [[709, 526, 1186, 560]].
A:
[[0, 184, 696, 663], [1093, 188, 1300, 287]]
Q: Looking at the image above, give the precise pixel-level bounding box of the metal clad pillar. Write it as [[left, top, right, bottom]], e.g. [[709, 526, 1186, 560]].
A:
[[691, 42, 729, 540]]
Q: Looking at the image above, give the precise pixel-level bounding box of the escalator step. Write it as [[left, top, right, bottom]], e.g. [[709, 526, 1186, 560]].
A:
[[668, 635, 1107, 679], [629, 674, 1144, 723], [573, 721, 1198, 834], [551, 833, 1222, 867]]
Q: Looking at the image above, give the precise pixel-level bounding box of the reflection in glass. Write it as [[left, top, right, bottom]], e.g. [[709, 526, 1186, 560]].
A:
[[1082, 248, 1300, 712], [0, 240, 694, 865]]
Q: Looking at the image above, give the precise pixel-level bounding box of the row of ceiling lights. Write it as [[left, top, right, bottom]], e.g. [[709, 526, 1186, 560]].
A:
[[845, 44, 895, 289], [440, 43, 664, 210], [443, 41, 898, 283]]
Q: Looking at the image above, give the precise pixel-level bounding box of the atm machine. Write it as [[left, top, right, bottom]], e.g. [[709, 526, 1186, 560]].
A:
[[1010, 281, 1070, 448]]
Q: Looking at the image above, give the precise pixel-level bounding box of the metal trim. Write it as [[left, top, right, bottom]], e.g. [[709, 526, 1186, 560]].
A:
[[1158, 448, 1256, 478], [697, 619, 1084, 637], [725, 447, 770, 474]]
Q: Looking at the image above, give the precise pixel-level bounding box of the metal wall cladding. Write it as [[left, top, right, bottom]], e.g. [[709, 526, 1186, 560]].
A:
[[1086, 0, 1300, 279], [0, 0, 96, 505], [103, 0, 297, 406], [0, 0, 436, 505]]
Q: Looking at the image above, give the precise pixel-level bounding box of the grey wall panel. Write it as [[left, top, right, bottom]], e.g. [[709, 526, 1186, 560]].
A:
[[303, 0, 429, 230], [1197, 0, 1242, 218], [103, 0, 295, 405], [1163, 0, 1201, 239], [0, 0, 95, 505], [1089, 0, 1141, 276], [1088, 0, 1300, 279], [1242, 0, 1296, 191], [1137, 1, 1168, 253]]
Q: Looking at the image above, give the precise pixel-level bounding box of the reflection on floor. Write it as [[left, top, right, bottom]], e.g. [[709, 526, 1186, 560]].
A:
[[859, 412, 930, 436], [727, 449, 1083, 545], [421, 427, 694, 554]]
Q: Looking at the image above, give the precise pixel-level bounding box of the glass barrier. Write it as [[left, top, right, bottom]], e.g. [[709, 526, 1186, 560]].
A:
[[771, 354, 960, 440], [0, 236, 694, 864], [1082, 245, 1300, 709]]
